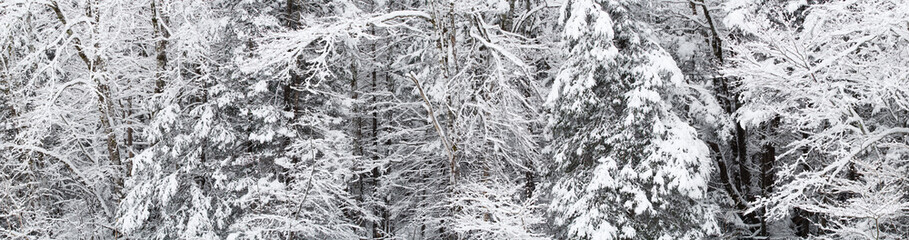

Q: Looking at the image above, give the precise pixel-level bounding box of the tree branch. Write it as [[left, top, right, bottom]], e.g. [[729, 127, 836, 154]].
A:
[[408, 72, 457, 186]]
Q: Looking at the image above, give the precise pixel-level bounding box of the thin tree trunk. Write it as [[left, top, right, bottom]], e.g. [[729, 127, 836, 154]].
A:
[[125, 99, 134, 177], [94, 61, 122, 184], [151, 0, 168, 93], [350, 63, 367, 228], [369, 33, 384, 238], [408, 73, 456, 186]]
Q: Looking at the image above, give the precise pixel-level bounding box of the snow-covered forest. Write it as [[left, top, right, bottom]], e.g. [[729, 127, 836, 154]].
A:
[[1, 0, 907, 239]]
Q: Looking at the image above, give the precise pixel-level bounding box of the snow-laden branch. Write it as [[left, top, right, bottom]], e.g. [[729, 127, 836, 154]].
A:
[[470, 32, 530, 71], [246, 10, 433, 80], [48, 78, 92, 104], [368, 10, 432, 26], [852, 127, 909, 156], [823, 127, 909, 177], [804, 34, 877, 78]]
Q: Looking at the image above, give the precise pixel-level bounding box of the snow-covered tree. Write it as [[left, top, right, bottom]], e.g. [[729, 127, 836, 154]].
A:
[[726, 0, 909, 238], [119, 0, 365, 238], [546, 0, 718, 239], [1, 0, 161, 237]]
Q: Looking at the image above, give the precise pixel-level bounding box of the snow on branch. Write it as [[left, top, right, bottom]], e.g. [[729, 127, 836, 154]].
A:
[[368, 10, 432, 27], [470, 32, 530, 71], [244, 10, 432, 83]]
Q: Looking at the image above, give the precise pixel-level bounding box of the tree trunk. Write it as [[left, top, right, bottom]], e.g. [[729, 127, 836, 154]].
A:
[[759, 117, 779, 236], [699, 2, 761, 235], [151, 0, 168, 93], [93, 65, 123, 195], [369, 41, 385, 239]]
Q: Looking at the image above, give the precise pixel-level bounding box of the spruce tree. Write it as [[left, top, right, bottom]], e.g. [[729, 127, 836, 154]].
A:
[[547, 1, 717, 239]]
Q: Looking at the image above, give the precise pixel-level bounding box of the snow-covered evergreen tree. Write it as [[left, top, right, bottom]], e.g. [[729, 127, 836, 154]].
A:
[[546, 1, 717, 239], [119, 0, 365, 238]]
